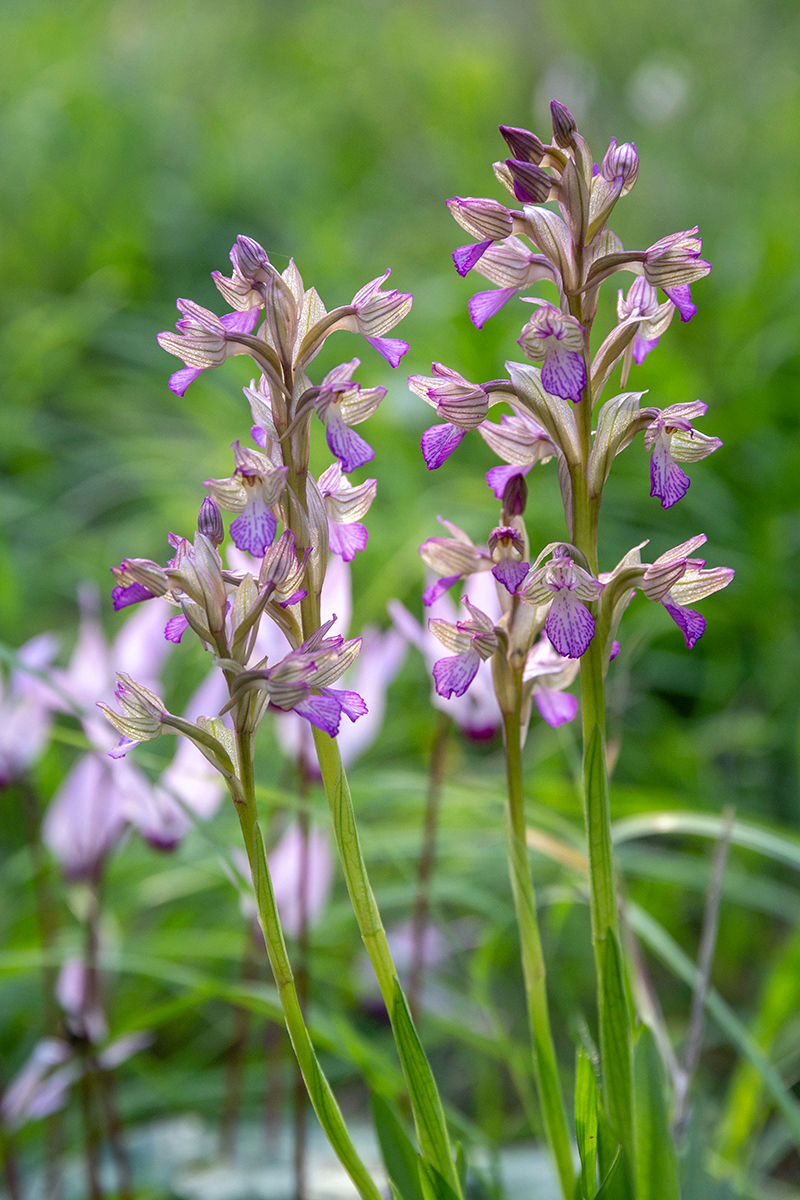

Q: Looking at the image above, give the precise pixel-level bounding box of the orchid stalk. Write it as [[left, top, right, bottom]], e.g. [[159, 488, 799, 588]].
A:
[[102, 240, 462, 1200], [414, 102, 733, 1194]]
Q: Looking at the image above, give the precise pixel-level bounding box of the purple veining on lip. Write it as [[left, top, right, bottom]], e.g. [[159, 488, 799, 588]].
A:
[[421, 423, 466, 470]]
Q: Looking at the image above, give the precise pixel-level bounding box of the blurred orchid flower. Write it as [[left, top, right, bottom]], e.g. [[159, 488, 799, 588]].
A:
[[41, 587, 229, 871], [389, 571, 502, 740], [0, 632, 60, 786]]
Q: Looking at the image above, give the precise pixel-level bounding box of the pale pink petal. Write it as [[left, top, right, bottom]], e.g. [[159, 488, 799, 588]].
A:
[[432, 649, 481, 698], [533, 687, 578, 727], [468, 287, 518, 329], [541, 343, 586, 402], [545, 590, 595, 658], [650, 438, 690, 508]]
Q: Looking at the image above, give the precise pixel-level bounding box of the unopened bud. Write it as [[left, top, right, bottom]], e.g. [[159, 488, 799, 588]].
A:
[[198, 497, 224, 546], [499, 125, 544, 164], [550, 100, 577, 148], [505, 159, 551, 205], [600, 138, 639, 194], [502, 472, 528, 517]]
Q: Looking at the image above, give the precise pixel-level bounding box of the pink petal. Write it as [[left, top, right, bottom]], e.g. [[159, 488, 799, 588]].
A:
[[432, 649, 481, 698], [485, 463, 531, 500], [650, 439, 690, 508], [421, 422, 465, 469], [491, 560, 529, 595], [293, 693, 343, 736], [663, 284, 697, 322], [422, 574, 462, 607], [164, 614, 190, 643], [663, 601, 706, 649], [541, 343, 587, 403], [452, 239, 493, 277], [364, 335, 409, 367], [220, 308, 260, 335], [534, 687, 578, 727], [545, 590, 595, 658], [230, 495, 277, 556], [168, 366, 204, 396], [328, 519, 368, 561], [325, 413, 374, 473], [468, 287, 518, 329]]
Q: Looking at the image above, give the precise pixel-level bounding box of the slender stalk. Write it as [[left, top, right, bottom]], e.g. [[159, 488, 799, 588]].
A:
[[572, 303, 634, 1160], [0, 1069, 23, 1200], [408, 710, 450, 1022], [501, 701, 575, 1200], [232, 728, 383, 1200], [311, 728, 462, 1198], [293, 783, 311, 1200], [19, 780, 63, 1200], [77, 1065, 103, 1200], [673, 806, 735, 1139]]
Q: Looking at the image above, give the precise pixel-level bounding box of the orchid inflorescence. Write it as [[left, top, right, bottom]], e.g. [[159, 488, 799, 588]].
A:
[[412, 101, 733, 725], [102, 238, 411, 751]]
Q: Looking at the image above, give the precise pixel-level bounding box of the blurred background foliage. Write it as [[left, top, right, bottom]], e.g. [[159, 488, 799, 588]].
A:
[[3, 0, 800, 1192]]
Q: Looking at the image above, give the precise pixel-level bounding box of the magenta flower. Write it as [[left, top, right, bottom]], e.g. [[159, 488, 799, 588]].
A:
[[523, 634, 580, 728], [311, 359, 386, 473], [157, 299, 261, 396], [335, 270, 412, 366], [446, 197, 514, 276], [318, 461, 376, 561], [643, 227, 711, 289], [617, 277, 675, 367], [408, 364, 490, 469], [0, 632, 60, 787], [480, 409, 554, 512], [467, 236, 557, 328], [641, 536, 734, 649], [488, 526, 529, 595], [204, 441, 288, 556], [521, 555, 604, 659], [419, 517, 492, 606], [518, 304, 587, 402], [643, 402, 722, 508], [389, 571, 502, 740], [429, 598, 500, 699]]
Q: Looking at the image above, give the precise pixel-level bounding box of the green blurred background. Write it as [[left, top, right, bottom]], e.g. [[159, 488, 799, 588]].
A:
[[3, 0, 800, 1184]]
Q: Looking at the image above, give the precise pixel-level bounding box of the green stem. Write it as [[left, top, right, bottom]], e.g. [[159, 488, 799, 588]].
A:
[[312, 729, 462, 1198], [232, 728, 383, 1200], [502, 704, 576, 1200]]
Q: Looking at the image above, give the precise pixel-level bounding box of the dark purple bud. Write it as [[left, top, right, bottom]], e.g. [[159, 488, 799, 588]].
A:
[[198, 497, 224, 546], [506, 160, 551, 205], [550, 100, 577, 148], [499, 125, 545, 164], [502, 472, 528, 517]]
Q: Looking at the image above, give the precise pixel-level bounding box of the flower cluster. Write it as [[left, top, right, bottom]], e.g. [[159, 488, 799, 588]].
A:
[[102, 237, 412, 775], [410, 101, 732, 737]]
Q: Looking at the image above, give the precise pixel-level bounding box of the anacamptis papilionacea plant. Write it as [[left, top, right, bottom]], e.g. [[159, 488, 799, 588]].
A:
[[410, 100, 733, 1197]]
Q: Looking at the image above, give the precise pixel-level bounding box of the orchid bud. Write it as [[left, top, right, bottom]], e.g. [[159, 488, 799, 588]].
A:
[[600, 138, 639, 194], [550, 100, 577, 148], [198, 497, 224, 547], [505, 160, 552, 205], [502, 471, 528, 517], [264, 273, 299, 363], [98, 673, 167, 752], [499, 125, 545, 164], [111, 558, 169, 597]]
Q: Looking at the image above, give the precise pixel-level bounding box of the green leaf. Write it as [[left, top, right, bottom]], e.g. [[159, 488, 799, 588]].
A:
[[633, 1026, 680, 1200], [598, 934, 633, 1154], [392, 980, 462, 1198], [418, 1156, 462, 1200], [575, 1049, 599, 1198], [612, 811, 800, 875], [372, 1094, 424, 1200]]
